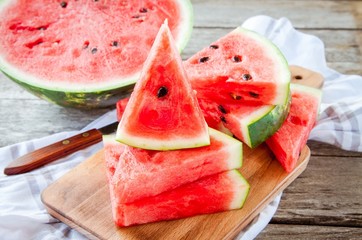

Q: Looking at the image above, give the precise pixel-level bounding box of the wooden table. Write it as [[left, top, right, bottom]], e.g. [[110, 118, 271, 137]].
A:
[[1, 0, 361, 239]]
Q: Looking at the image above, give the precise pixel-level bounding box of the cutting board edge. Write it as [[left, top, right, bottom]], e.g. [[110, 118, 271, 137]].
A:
[[224, 145, 311, 239]]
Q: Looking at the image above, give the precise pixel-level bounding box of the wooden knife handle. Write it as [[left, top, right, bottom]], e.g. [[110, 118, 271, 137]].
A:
[[4, 129, 103, 175]]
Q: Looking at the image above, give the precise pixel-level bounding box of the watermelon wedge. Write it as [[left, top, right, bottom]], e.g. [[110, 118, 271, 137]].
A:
[[184, 27, 291, 106], [266, 84, 322, 172], [104, 128, 242, 204], [111, 170, 249, 227], [0, 0, 193, 108], [116, 21, 209, 150]]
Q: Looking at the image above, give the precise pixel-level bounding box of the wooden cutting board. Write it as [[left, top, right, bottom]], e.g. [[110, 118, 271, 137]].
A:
[[41, 66, 323, 240]]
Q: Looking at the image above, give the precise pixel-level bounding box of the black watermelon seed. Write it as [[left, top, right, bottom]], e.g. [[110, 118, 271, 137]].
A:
[[220, 116, 227, 123], [209, 45, 219, 49], [232, 55, 242, 62], [218, 105, 227, 114], [60, 1, 67, 8], [132, 15, 141, 19], [157, 86, 168, 98], [91, 48, 98, 54], [139, 7, 148, 13], [242, 73, 252, 81], [112, 41, 119, 47], [199, 57, 209, 63], [249, 91, 259, 98]]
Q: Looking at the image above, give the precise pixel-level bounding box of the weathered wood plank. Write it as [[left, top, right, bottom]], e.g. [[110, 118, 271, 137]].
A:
[[308, 140, 362, 157], [257, 224, 362, 240], [192, 0, 362, 29], [0, 99, 111, 147], [272, 155, 362, 227]]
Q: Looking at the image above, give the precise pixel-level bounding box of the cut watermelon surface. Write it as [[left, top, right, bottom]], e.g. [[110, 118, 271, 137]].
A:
[[266, 84, 322, 172], [111, 170, 249, 227], [0, 0, 193, 108], [104, 128, 242, 204], [116, 21, 209, 150], [103, 137, 248, 227], [184, 27, 290, 106]]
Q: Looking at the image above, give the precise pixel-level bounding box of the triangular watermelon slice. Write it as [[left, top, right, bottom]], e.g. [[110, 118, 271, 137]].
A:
[[116, 21, 209, 150], [266, 84, 322, 172], [105, 128, 242, 204]]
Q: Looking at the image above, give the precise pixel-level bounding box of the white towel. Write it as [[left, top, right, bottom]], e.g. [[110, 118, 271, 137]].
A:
[[0, 16, 361, 240]]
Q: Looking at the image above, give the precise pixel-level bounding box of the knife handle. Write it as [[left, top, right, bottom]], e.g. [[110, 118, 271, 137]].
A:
[[4, 129, 103, 176]]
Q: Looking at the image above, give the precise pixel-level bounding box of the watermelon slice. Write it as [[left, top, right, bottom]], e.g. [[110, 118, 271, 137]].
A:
[[184, 27, 290, 106], [266, 84, 322, 172], [112, 170, 249, 227], [0, 0, 193, 108], [116, 21, 209, 150], [104, 128, 242, 204]]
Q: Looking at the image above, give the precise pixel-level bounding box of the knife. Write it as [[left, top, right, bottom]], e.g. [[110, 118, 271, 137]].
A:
[[4, 121, 119, 176]]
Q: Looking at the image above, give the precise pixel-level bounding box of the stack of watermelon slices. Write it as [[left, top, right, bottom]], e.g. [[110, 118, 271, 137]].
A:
[[104, 21, 250, 227], [116, 26, 322, 174]]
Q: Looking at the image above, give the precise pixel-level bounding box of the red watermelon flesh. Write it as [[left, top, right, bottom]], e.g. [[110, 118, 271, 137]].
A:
[[112, 170, 249, 227], [184, 27, 290, 106], [0, 0, 190, 86], [116, 21, 209, 150], [266, 84, 322, 172], [104, 128, 242, 204]]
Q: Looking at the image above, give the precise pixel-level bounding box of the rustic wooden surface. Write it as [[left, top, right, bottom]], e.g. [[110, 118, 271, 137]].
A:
[[1, 0, 361, 239]]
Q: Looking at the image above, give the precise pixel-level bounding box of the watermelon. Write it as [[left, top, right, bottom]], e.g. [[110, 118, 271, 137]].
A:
[[184, 27, 290, 106], [104, 128, 242, 204], [104, 137, 249, 226], [0, 0, 193, 108], [266, 84, 322, 172], [116, 21, 209, 150], [112, 170, 249, 227]]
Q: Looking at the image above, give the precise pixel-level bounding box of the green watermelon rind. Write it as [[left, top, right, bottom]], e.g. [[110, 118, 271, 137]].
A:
[[227, 89, 291, 149], [0, 0, 193, 109], [228, 170, 250, 209]]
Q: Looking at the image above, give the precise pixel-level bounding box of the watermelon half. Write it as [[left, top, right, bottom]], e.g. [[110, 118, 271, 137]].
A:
[[266, 84, 322, 172], [104, 128, 242, 204], [116, 21, 209, 150], [185, 27, 291, 106], [0, 0, 193, 108]]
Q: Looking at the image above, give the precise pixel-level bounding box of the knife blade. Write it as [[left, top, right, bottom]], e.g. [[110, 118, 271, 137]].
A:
[[4, 121, 119, 176]]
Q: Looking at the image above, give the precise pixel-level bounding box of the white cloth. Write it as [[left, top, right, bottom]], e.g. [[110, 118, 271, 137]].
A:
[[1, 16, 361, 240]]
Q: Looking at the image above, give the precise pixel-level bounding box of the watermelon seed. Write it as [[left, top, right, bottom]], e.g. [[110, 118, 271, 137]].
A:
[[139, 7, 148, 13], [209, 45, 219, 49], [230, 93, 242, 100], [249, 91, 259, 98], [220, 116, 227, 123], [60, 1, 67, 8], [218, 105, 227, 114], [132, 15, 142, 19], [157, 86, 168, 98], [232, 55, 242, 62], [199, 57, 210, 63], [242, 73, 252, 81], [295, 75, 303, 80], [37, 26, 47, 31], [91, 48, 98, 54], [111, 41, 119, 47]]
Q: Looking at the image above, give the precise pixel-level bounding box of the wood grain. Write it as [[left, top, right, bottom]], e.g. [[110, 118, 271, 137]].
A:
[[41, 145, 310, 240]]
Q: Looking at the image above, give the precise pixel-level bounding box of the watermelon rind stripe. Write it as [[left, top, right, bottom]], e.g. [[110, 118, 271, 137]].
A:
[[228, 170, 250, 209], [0, 0, 194, 108]]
